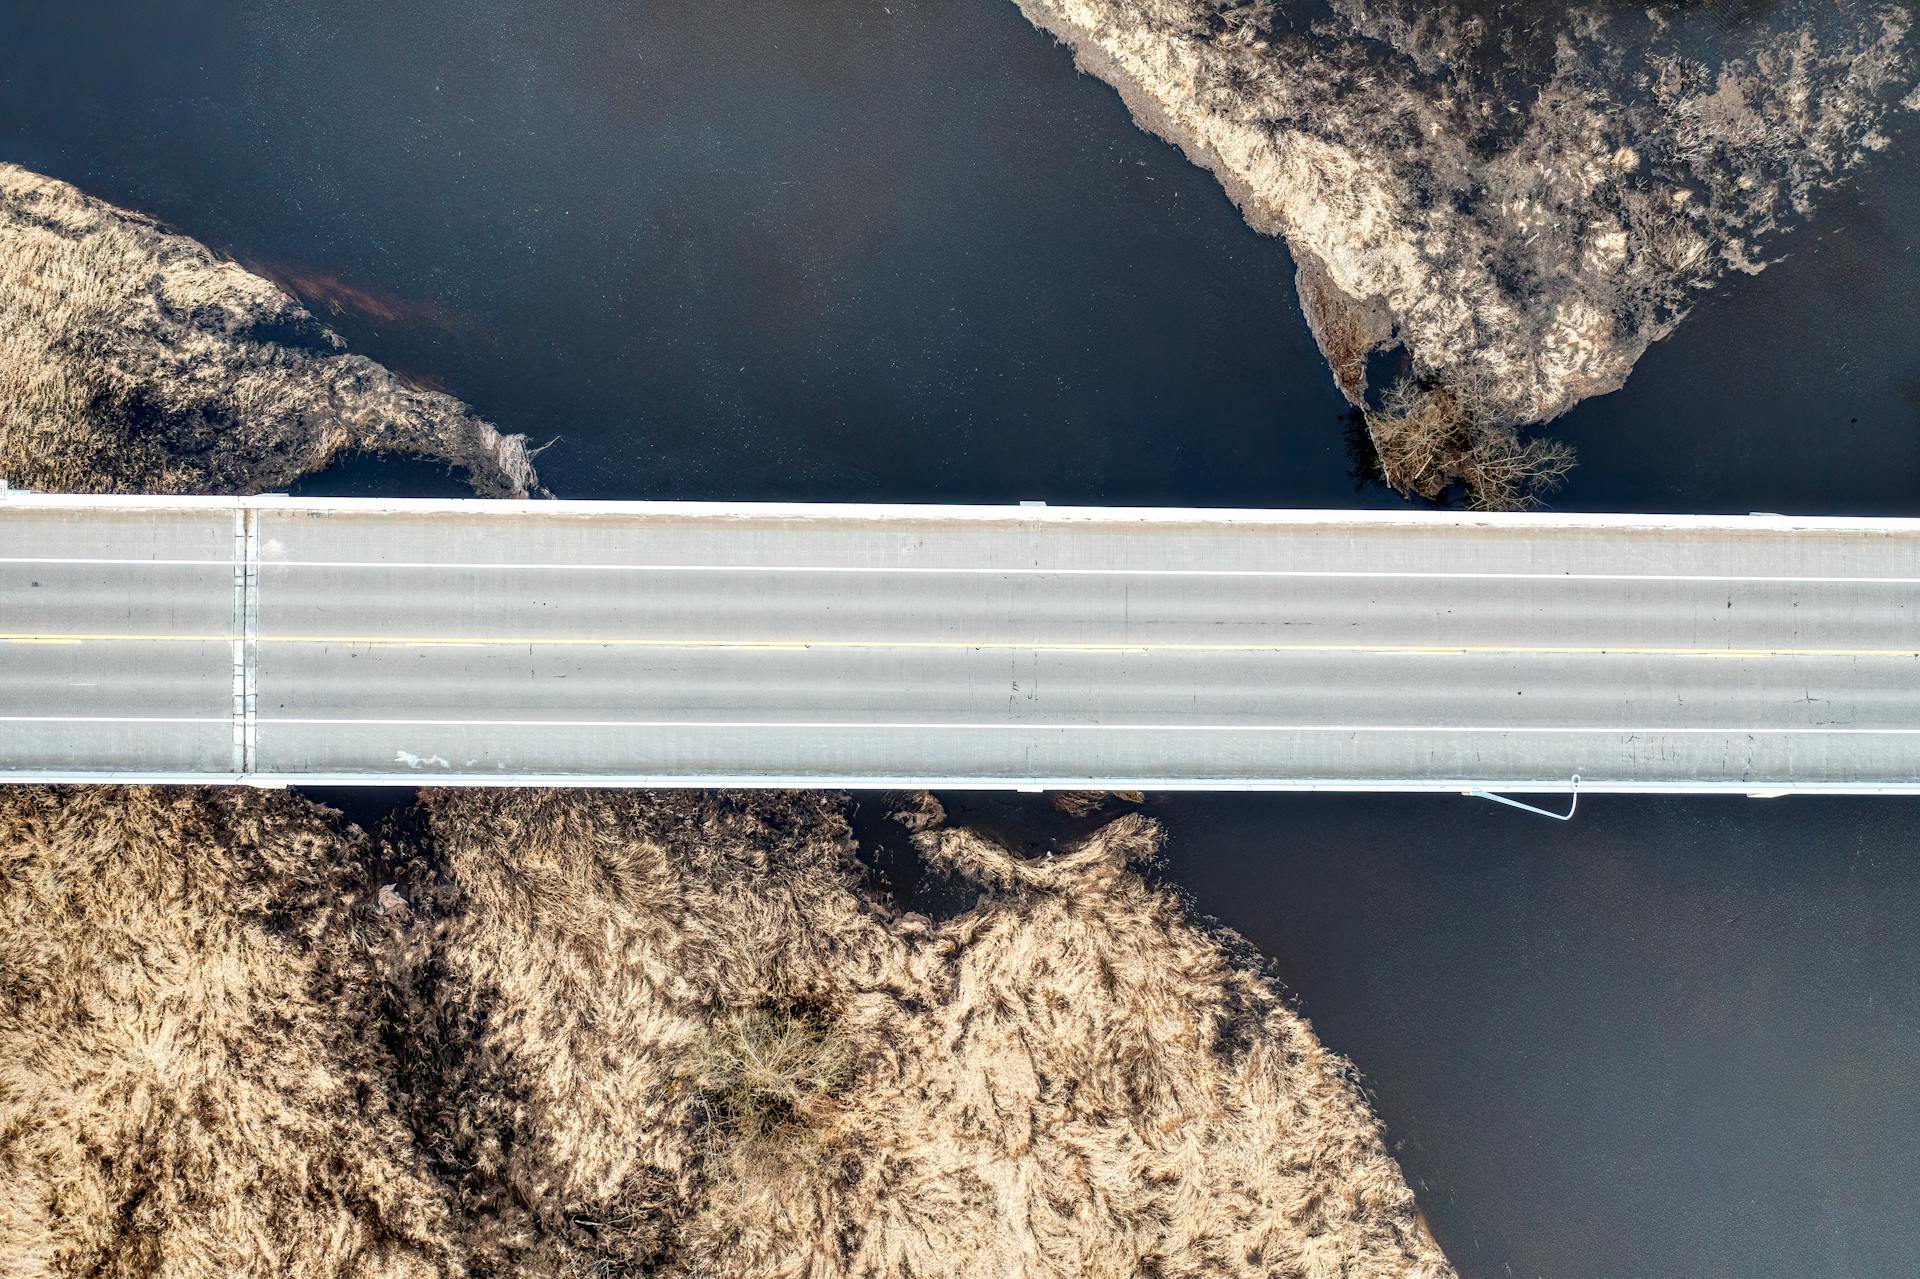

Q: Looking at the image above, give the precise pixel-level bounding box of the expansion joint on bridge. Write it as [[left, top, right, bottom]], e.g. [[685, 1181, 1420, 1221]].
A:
[[230, 508, 259, 776]]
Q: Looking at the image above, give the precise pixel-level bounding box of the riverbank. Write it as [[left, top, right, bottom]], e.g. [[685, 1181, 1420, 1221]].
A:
[[1010, 0, 1917, 502], [2, 1, 1916, 1269], [0, 163, 541, 496], [0, 785, 1454, 1277]]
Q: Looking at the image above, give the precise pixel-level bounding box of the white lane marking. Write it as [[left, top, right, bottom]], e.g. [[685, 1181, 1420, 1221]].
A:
[[253, 718, 1920, 734], [10, 715, 1916, 735], [0, 716, 230, 723], [1, 556, 1918, 586], [6, 714, 1915, 735], [7, 632, 1917, 658]]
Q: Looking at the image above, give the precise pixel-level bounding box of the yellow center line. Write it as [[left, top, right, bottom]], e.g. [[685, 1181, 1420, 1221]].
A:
[[1, 632, 1916, 658]]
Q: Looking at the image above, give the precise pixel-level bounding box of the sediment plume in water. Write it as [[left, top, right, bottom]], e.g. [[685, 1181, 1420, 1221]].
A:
[[0, 163, 543, 497], [0, 787, 1454, 1278], [1011, 0, 1918, 505]]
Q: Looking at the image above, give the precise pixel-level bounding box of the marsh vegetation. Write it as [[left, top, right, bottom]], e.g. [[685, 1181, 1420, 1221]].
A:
[[0, 787, 1454, 1278], [0, 164, 542, 496], [1013, 0, 1918, 504]]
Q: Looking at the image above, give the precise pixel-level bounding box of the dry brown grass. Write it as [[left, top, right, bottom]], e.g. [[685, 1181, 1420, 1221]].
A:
[[1050, 789, 1146, 817], [1, 786, 1456, 1277], [0, 786, 462, 1278], [385, 789, 1453, 1279], [0, 164, 541, 496], [369, 789, 899, 1277]]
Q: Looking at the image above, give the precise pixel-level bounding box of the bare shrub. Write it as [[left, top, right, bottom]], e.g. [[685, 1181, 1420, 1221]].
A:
[[1364, 378, 1576, 509], [693, 999, 854, 1159]]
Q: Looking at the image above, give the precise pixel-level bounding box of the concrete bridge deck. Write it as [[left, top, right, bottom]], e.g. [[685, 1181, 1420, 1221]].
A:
[[2, 492, 1917, 792]]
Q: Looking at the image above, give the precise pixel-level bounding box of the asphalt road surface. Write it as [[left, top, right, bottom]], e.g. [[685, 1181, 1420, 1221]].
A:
[[3, 494, 1917, 791]]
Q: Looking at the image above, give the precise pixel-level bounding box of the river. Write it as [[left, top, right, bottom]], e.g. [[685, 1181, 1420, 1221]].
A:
[[5, 1, 1918, 1275]]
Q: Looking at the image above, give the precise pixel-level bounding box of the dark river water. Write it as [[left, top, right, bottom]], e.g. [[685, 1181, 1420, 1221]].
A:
[[6, 1, 1919, 1275]]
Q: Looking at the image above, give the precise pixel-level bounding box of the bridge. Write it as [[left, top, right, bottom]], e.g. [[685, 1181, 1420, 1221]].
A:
[[2, 491, 1917, 794]]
